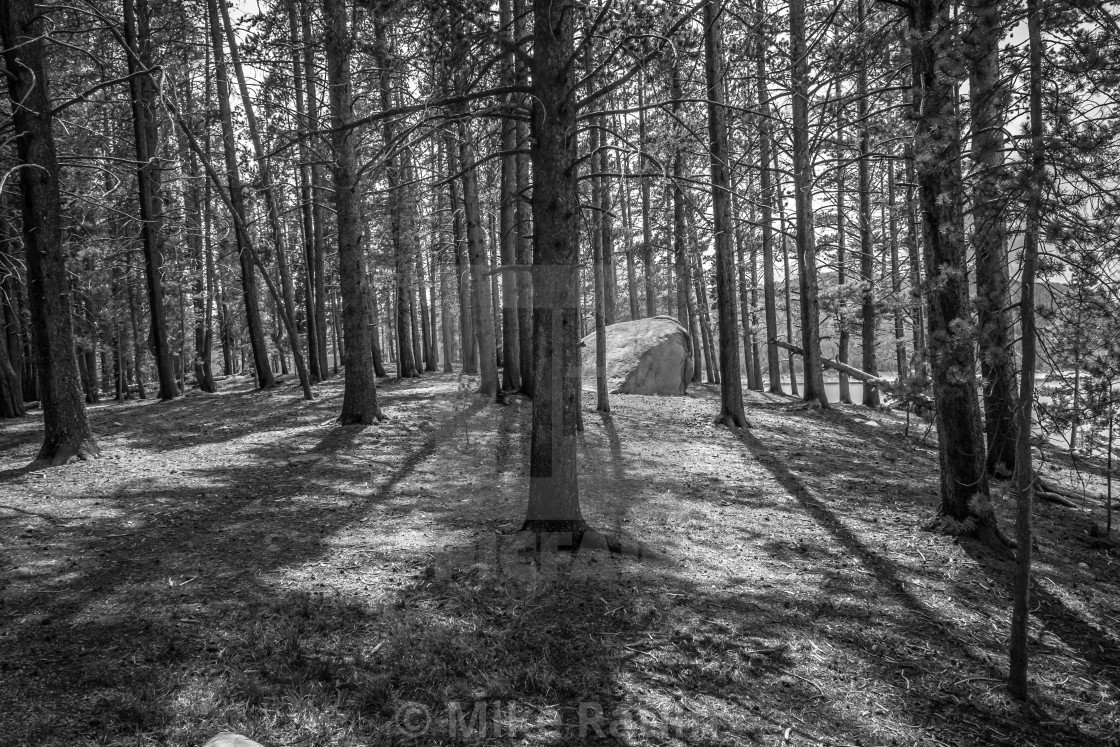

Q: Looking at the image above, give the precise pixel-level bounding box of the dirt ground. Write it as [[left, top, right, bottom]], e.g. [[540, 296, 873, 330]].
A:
[[0, 371, 1118, 746]]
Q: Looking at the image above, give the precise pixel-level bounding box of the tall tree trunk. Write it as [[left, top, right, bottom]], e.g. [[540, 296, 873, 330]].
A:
[[301, 0, 331, 380], [590, 113, 610, 413], [488, 214, 503, 370], [756, 3, 782, 394], [499, 0, 521, 390], [1, 0, 99, 461], [597, 112, 617, 328], [447, 136, 477, 374], [523, 0, 586, 532], [617, 115, 639, 322], [1009, 0, 1042, 699], [417, 249, 434, 372], [734, 185, 758, 392], [323, 0, 381, 422], [219, 0, 312, 401], [177, 81, 217, 393], [670, 60, 698, 384], [288, 0, 323, 383], [123, 0, 178, 400], [856, 0, 878, 407], [638, 80, 656, 317], [836, 107, 853, 403], [888, 157, 907, 379], [704, 0, 746, 425], [377, 22, 418, 380], [514, 0, 534, 395], [205, 0, 274, 389], [969, 0, 1017, 477], [0, 209, 25, 415], [458, 118, 500, 399], [909, 0, 997, 539], [774, 153, 798, 396], [789, 0, 827, 406]]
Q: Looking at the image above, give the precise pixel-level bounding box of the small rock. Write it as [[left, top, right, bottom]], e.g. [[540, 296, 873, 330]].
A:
[[203, 733, 266, 747], [1078, 562, 1089, 569]]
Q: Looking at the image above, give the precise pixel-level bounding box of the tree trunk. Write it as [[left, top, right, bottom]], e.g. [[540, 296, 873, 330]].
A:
[[670, 61, 699, 385], [300, 1, 331, 380], [617, 116, 639, 322], [856, 0, 878, 408], [1009, 0, 1042, 700], [288, 0, 324, 384], [774, 157, 798, 397], [218, 0, 312, 400], [1, 0, 99, 461], [590, 108, 610, 412], [322, 0, 381, 422], [447, 136, 477, 374], [888, 157, 907, 379], [499, 0, 521, 390], [177, 79, 217, 393], [734, 184, 758, 392], [458, 118, 500, 399], [377, 22, 418, 380], [704, 0, 746, 425], [523, 0, 586, 533], [909, 0, 997, 538], [789, 0, 827, 406], [836, 107, 853, 403], [205, 0, 274, 389], [755, 3, 782, 394], [638, 80, 656, 318], [514, 0, 534, 395], [123, 0, 178, 400], [969, 0, 1017, 477], [0, 212, 25, 415]]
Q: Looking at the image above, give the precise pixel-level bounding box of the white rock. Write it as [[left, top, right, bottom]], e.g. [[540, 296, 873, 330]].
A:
[[202, 734, 266, 747], [581, 316, 695, 395]]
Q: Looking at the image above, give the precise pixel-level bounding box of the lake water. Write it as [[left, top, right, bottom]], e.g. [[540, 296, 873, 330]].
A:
[[779, 380, 870, 404]]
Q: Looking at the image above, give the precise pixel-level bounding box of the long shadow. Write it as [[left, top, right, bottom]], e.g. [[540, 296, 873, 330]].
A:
[[730, 426, 1093, 745], [2, 382, 1112, 746]]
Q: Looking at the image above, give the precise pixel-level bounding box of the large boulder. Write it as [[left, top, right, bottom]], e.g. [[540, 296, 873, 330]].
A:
[[581, 316, 694, 395]]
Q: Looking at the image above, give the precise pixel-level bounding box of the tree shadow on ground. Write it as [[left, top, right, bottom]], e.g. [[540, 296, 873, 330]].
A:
[[1, 376, 1116, 746]]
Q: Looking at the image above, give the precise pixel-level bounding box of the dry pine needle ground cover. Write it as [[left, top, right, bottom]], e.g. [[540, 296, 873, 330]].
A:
[[0, 372, 1118, 746]]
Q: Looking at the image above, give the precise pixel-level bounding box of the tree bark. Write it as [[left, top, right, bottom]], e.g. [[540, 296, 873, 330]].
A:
[[323, 0, 381, 422], [458, 118, 500, 399], [205, 0, 274, 389], [1009, 0, 1043, 700], [638, 79, 656, 318], [288, 0, 324, 384], [856, 0, 878, 407], [790, 0, 827, 407], [704, 0, 746, 426], [498, 0, 521, 390], [969, 0, 1017, 477], [836, 107, 853, 403], [301, 0, 331, 380], [177, 80, 217, 393], [123, 0, 178, 400], [909, 0, 997, 538], [590, 109, 610, 413], [1, 0, 99, 462], [755, 3, 783, 394], [523, 0, 587, 533], [218, 0, 312, 400], [514, 0, 534, 395]]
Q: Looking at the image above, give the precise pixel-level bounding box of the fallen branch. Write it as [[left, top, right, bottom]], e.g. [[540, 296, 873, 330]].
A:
[[1035, 489, 1079, 508], [769, 339, 893, 389]]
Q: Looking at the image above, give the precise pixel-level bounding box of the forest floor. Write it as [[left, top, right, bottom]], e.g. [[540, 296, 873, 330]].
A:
[[0, 370, 1118, 747]]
